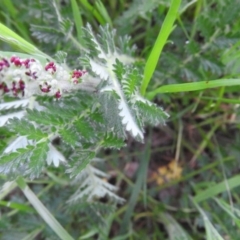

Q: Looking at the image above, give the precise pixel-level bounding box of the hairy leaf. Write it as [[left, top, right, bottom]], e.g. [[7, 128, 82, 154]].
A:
[[7, 119, 48, 141]]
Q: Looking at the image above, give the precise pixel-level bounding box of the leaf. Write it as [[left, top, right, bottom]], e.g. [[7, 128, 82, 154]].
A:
[[54, 51, 68, 64], [101, 133, 126, 149], [113, 58, 125, 81], [30, 24, 64, 44], [0, 99, 30, 110], [136, 99, 169, 125], [122, 67, 141, 98], [118, 98, 143, 140], [98, 92, 125, 139], [60, 18, 74, 38], [28, 141, 49, 178], [0, 146, 34, 175], [0, 111, 25, 127], [68, 163, 125, 204], [116, 0, 163, 25], [59, 127, 80, 147], [74, 118, 95, 142], [46, 144, 66, 167], [27, 109, 63, 126], [67, 151, 95, 178], [7, 118, 47, 141], [3, 136, 33, 154], [197, 15, 214, 41]]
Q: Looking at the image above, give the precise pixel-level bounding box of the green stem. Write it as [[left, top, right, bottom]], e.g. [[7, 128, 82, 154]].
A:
[[16, 177, 75, 240]]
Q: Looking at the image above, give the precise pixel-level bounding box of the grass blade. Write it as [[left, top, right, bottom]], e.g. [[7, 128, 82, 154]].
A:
[[191, 198, 224, 240], [78, 0, 105, 24], [146, 79, 240, 99], [70, 0, 85, 45], [141, 0, 181, 96], [21, 226, 44, 240], [0, 200, 34, 212], [159, 213, 193, 240], [0, 22, 48, 59], [95, 0, 112, 26], [16, 177, 75, 240], [0, 181, 17, 200], [119, 141, 151, 234], [193, 175, 240, 203]]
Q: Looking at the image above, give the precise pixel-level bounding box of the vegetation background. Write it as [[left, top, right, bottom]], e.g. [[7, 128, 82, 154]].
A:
[[1, 0, 240, 239]]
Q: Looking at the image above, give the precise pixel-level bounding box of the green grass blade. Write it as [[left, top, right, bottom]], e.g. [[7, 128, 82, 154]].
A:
[[16, 177, 75, 240], [201, 96, 240, 104], [146, 79, 240, 99], [21, 226, 44, 240], [78, 229, 99, 239], [2, 0, 17, 17], [1, 0, 32, 42], [78, 0, 105, 24], [214, 198, 240, 228], [193, 175, 240, 203], [0, 181, 17, 200], [119, 142, 151, 234], [0, 200, 34, 212], [159, 213, 194, 240], [70, 0, 85, 45], [0, 22, 48, 58], [191, 198, 224, 240], [141, 0, 181, 96], [95, 0, 112, 26]]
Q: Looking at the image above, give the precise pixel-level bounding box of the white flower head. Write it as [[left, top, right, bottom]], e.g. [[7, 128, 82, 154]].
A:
[[0, 56, 87, 99]]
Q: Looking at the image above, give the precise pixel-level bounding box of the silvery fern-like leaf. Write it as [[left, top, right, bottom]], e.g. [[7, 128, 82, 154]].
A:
[[118, 100, 143, 139], [46, 144, 66, 167], [116, 0, 168, 25], [81, 24, 145, 140], [68, 160, 125, 204], [0, 99, 30, 110], [4, 136, 34, 154], [0, 111, 25, 127]]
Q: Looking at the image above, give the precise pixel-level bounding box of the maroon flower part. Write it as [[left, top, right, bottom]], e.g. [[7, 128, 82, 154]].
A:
[[22, 58, 35, 68], [18, 80, 25, 91], [1, 58, 10, 68], [72, 70, 87, 79], [40, 83, 51, 93], [0, 82, 10, 93], [45, 62, 57, 74], [11, 82, 18, 96], [10, 56, 22, 67], [0, 58, 10, 70], [55, 90, 61, 99], [25, 71, 38, 79], [71, 70, 87, 84]]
